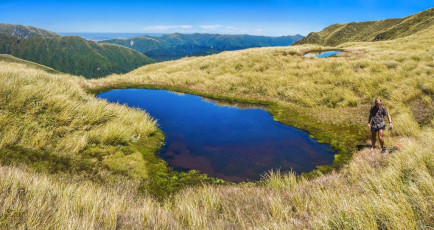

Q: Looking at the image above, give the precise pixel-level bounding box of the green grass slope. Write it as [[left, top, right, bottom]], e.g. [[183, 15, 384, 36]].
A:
[[0, 58, 221, 202], [89, 23, 434, 174], [1, 28, 433, 227], [0, 60, 157, 180], [101, 36, 164, 54], [0, 9, 433, 229], [0, 31, 155, 78], [100, 33, 304, 61], [0, 23, 60, 38], [295, 7, 434, 46]]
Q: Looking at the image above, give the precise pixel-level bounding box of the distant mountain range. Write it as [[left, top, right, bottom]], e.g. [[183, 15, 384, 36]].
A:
[[99, 33, 304, 61], [59, 32, 165, 41], [0, 23, 59, 38], [0, 24, 154, 78], [0, 23, 303, 77], [295, 8, 434, 46]]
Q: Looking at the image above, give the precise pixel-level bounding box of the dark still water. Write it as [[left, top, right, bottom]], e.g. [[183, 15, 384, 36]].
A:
[[97, 89, 336, 182]]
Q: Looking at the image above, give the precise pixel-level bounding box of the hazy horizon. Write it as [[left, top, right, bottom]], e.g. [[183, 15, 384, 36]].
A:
[[58, 32, 304, 41]]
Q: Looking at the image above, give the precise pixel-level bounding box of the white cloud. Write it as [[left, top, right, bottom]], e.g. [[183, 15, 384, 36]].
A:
[[143, 25, 193, 31], [225, 26, 238, 30], [198, 25, 223, 29], [141, 24, 258, 35]]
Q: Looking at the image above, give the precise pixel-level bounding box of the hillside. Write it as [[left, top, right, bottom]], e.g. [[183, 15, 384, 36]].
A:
[[89, 21, 434, 166], [0, 9, 433, 229], [100, 33, 303, 60], [1, 25, 432, 228], [295, 7, 434, 46], [0, 23, 60, 38], [0, 54, 60, 74], [0, 32, 155, 78]]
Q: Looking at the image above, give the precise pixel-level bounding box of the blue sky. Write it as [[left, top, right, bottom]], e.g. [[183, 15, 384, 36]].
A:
[[0, 0, 432, 36]]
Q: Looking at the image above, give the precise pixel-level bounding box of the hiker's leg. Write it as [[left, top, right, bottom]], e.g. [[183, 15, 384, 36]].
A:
[[371, 131, 377, 149], [378, 129, 384, 149]]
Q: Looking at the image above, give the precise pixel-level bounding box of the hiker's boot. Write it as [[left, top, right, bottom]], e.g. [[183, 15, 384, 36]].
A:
[[381, 147, 387, 154]]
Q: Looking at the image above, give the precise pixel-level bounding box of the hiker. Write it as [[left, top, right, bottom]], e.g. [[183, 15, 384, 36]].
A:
[[368, 98, 393, 153]]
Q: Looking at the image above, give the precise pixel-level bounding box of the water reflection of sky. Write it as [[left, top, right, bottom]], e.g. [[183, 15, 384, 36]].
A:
[[97, 89, 336, 182], [304, 51, 341, 58]]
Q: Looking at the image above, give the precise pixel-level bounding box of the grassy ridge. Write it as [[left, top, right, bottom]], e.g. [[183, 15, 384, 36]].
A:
[[295, 7, 434, 46], [0, 60, 225, 201], [87, 25, 433, 174], [0, 54, 60, 74], [0, 61, 156, 178], [0, 11, 433, 229], [0, 32, 155, 78]]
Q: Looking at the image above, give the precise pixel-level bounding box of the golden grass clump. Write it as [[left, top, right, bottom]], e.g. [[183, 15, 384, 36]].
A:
[[0, 164, 177, 229], [1, 127, 432, 229], [0, 21, 433, 229], [0, 61, 158, 180]]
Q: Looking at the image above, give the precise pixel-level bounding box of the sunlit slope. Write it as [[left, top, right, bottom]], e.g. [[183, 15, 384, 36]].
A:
[[2, 74, 433, 229], [89, 24, 433, 137], [0, 54, 60, 74], [1, 53, 432, 228], [0, 12, 432, 229], [0, 60, 161, 181], [0, 56, 224, 204], [295, 7, 434, 46]]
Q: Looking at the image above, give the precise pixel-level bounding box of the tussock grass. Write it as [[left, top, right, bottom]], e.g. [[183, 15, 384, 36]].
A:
[[168, 129, 433, 229], [0, 165, 172, 229], [0, 59, 226, 201], [1, 128, 431, 229], [260, 170, 299, 190], [0, 21, 432, 229], [0, 61, 158, 181], [87, 25, 434, 174], [88, 26, 433, 136]]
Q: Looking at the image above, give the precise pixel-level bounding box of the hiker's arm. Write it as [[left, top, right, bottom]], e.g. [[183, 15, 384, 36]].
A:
[[388, 114, 393, 127], [368, 114, 372, 127]]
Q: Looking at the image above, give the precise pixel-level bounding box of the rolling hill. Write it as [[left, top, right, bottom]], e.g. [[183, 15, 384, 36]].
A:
[[294, 7, 434, 46], [0, 8, 433, 229], [0, 23, 60, 38], [100, 33, 304, 60], [84, 13, 433, 228], [0, 25, 155, 78], [0, 53, 61, 75]]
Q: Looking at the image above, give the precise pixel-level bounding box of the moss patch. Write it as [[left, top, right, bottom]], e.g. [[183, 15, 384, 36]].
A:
[[269, 104, 367, 177]]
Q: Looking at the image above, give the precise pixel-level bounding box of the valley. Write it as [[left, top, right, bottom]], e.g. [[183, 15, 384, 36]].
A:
[[100, 33, 304, 61]]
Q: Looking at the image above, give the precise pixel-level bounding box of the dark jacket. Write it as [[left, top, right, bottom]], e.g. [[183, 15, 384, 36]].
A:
[[370, 105, 389, 129]]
